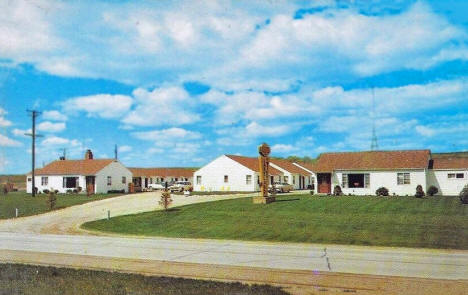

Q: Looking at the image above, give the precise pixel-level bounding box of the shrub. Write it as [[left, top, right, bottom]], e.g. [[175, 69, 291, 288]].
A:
[[107, 189, 125, 194], [47, 191, 57, 210], [309, 190, 314, 195], [54, 190, 59, 194], [66, 189, 73, 194], [77, 186, 82, 193], [460, 184, 468, 204], [376, 187, 389, 196], [2, 185, 8, 195], [73, 189, 78, 194], [333, 185, 343, 196], [427, 186, 439, 196], [415, 185, 425, 198], [43, 189, 50, 194]]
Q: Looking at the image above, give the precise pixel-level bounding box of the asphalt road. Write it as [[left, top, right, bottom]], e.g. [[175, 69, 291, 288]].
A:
[[1, 232, 467, 281]]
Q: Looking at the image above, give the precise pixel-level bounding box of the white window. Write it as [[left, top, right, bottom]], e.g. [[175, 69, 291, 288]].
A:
[[41, 177, 48, 186], [122, 176, 126, 184], [27, 177, 32, 182], [246, 175, 252, 185], [224, 175, 229, 183], [196, 175, 202, 185], [397, 173, 410, 185], [107, 176, 112, 186], [448, 173, 464, 179]]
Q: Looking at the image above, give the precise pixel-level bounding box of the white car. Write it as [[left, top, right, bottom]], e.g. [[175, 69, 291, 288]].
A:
[[268, 182, 293, 193], [146, 183, 164, 191], [169, 181, 192, 192]]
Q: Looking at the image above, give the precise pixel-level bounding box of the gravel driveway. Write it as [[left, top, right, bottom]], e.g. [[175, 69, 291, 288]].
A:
[[0, 192, 252, 235]]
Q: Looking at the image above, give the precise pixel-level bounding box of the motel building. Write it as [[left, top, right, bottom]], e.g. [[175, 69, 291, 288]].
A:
[[129, 167, 195, 191], [312, 150, 468, 196], [26, 150, 132, 194], [193, 155, 284, 192]]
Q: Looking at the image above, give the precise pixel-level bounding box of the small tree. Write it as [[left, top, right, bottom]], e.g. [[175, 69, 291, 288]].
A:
[[460, 184, 468, 204], [376, 187, 389, 196], [427, 186, 439, 196], [333, 185, 343, 196], [2, 184, 8, 195], [47, 191, 57, 210], [415, 185, 425, 198], [159, 183, 173, 211]]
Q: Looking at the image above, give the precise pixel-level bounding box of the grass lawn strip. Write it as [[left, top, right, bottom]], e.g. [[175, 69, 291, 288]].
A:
[[0, 192, 123, 219], [0, 263, 287, 295], [83, 194, 468, 250]]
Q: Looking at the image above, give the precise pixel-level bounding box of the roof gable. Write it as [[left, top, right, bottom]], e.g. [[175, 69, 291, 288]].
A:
[[32, 159, 115, 176], [314, 150, 431, 172], [225, 155, 283, 175], [270, 159, 312, 175]]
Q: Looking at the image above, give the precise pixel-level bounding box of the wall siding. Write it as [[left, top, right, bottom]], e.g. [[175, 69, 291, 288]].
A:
[[427, 169, 468, 196], [95, 161, 133, 193]]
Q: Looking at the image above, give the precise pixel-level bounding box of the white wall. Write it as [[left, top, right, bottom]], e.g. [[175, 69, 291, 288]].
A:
[[194, 155, 257, 192], [427, 169, 468, 196], [333, 169, 427, 196], [26, 175, 86, 194], [96, 160, 133, 193]]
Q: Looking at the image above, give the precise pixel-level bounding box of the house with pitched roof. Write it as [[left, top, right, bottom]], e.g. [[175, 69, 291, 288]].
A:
[[26, 150, 132, 194], [427, 153, 468, 196], [129, 167, 195, 190], [270, 158, 314, 190], [313, 150, 431, 195], [193, 155, 283, 192]]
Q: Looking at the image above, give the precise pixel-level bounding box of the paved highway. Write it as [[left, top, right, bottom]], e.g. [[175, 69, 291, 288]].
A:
[[1, 232, 466, 280]]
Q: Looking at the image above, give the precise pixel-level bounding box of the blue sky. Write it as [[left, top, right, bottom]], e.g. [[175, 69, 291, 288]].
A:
[[1, 0, 468, 174]]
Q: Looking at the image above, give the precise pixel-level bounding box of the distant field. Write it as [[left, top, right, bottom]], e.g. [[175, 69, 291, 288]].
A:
[[0, 263, 286, 295], [0, 175, 26, 190], [84, 194, 468, 249], [0, 192, 123, 219]]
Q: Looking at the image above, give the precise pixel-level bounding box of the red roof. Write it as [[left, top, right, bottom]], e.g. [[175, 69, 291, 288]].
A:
[[432, 157, 468, 169], [293, 162, 316, 173], [270, 159, 312, 175], [226, 155, 283, 175], [31, 159, 115, 176], [314, 150, 431, 172], [129, 167, 195, 178]]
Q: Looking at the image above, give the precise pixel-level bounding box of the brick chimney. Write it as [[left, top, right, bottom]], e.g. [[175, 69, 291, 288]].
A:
[[84, 149, 93, 160]]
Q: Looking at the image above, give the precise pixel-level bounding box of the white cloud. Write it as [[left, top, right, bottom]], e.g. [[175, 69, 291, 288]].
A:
[[133, 127, 201, 142], [119, 145, 132, 153], [122, 86, 199, 126], [41, 136, 80, 147], [37, 121, 66, 133], [43, 110, 68, 121], [0, 134, 21, 147], [271, 144, 298, 153], [12, 128, 31, 137], [0, 107, 12, 127], [415, 125, 436, 137], [63, 94, 133, 119]]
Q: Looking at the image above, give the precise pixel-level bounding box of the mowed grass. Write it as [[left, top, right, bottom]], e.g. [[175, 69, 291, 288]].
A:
[[0, 192, 123, 219], [83, 194, 468, 249], [0, 263, 286, 295]]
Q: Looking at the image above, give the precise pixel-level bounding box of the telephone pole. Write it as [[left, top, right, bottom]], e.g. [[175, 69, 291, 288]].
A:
[[25, 110, 43, 197]]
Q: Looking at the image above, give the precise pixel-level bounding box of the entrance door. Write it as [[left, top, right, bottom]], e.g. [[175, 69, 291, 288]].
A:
[[317, 173, 331, 194], [144, 178, 148, 188], [86, 176, 95, 195]]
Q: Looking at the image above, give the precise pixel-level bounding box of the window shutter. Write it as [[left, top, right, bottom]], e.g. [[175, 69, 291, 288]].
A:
[[342, 174, 348, 188], [364, 174, 370, 188]]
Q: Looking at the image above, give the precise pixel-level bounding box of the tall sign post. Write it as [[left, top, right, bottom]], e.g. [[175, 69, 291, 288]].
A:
[[25, 110, 43, 197], [253, 143, 276, 204]]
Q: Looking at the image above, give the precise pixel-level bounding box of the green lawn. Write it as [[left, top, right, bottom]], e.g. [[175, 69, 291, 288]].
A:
[[0, 263, 286, 295], [0, 192, 123, 219], [83, 194, 468, 250]]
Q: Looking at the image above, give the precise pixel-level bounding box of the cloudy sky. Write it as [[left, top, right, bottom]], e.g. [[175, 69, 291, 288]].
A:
[[1, 0, 468, 173]]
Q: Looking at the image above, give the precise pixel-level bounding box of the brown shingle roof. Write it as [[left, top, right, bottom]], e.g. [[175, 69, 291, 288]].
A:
[[270, 159, 312, 175], [31, 159, 115, 176], [431, 157, 468, 169], [293, 162, 316, 173], [314, 150, 431, 172], [129, 167, 195, 178], [226, 155, 283, 175]]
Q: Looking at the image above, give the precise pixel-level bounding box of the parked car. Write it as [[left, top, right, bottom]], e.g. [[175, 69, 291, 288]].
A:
[[145, 183, 164, 191], [269, 182, 293, 193], [169, 181, 192, 192]]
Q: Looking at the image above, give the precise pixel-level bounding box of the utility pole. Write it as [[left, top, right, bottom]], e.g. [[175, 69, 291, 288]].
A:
[[25, 110, 43, 197]]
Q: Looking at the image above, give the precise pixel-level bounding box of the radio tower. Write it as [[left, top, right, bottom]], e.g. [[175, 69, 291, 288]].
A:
[[370, 88, 379, 151]]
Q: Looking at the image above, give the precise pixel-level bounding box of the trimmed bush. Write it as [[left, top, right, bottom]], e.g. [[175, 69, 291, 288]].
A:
[[333, 185, 343, 196], [427, 185, 439, 196], [376, 187, 389, 196], [309, 190, 314, 195], [43, 189, 50, 194], [47, 191, 57, 210], [415, 185, 425, 198], [66, 189, 73, 194], [460, 184, 468, 204]]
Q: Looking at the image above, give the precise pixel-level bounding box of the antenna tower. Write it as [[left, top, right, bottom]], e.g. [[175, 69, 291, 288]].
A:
[[370, 88, 379, 151]]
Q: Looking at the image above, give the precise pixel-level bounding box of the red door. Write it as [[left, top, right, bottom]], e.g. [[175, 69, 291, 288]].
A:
[[317, 173, 331, 194]]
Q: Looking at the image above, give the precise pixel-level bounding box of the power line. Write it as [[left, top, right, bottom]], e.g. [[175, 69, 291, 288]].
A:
[[25, 110, 43, 197]]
